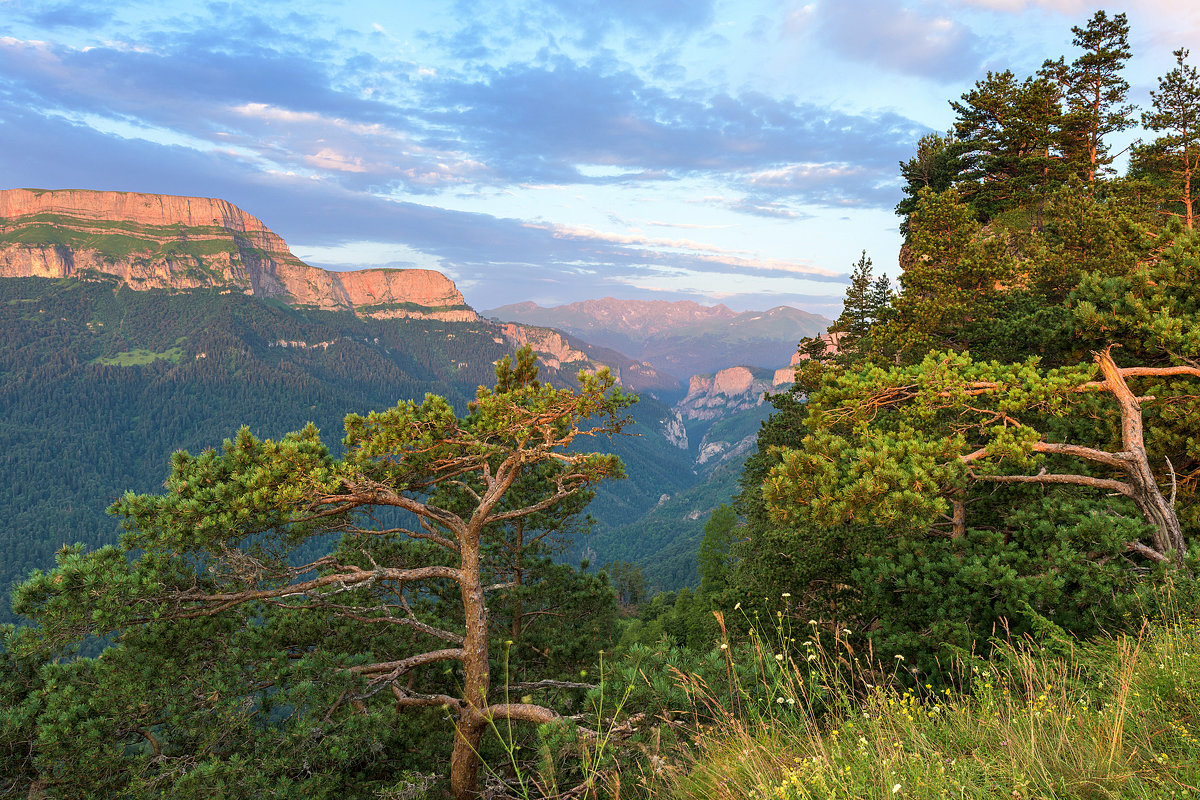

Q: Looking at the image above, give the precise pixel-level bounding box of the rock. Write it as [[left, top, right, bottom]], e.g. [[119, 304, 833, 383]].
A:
[[0, 189, 476, 322], [663, 410, 688, 449], [497, 323, 590, 370], [676, 365, 772, 421]]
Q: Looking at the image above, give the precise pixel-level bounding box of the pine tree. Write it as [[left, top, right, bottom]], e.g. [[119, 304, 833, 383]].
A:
[[1042, 10, 1135, 184], [896, 131, 966, 230], [1140, 48, 1200, 228]]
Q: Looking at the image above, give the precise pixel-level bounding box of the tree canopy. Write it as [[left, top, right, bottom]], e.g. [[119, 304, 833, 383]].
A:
[[5, 347, 632, 799]]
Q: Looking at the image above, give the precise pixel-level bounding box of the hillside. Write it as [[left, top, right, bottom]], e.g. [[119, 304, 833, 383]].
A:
[[484, 298, 829, 379], [0, 277, 705, 624], [0, 189, 774, 622]]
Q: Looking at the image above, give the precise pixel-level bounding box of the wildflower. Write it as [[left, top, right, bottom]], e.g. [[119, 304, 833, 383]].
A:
[[808, 619, 818, 624], [735, 602, 742, 610], [895, 654, 905, 661], [782, 592, 792, 598], [775, 653, 784, 661], [777, 697, 785, 704], [893, 784, 902, 794], [720, 643, 729, 650]]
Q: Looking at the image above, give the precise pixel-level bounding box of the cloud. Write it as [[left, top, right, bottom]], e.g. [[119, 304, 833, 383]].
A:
[[813, 0, 985, 81], [946, 0, 1086, 12], [420, 57, 923, 205], [0, 17, 925, 208], [536, 0, 716, 40], [20, 1, 113, 30], [726, 199, 802, 219]]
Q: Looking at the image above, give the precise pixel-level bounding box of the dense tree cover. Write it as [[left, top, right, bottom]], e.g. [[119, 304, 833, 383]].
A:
[[0, 278, 702, 627], [3, 349, 630, 799], [729, 12, 1200, 674], [8, 11, 1200, 796]]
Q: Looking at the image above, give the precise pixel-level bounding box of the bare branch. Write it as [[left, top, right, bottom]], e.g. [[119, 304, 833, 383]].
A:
[[322, 607, 464, 645], [389, 685, 462, 710], [1125, 540, 1170, 564], [1167, 456, 1178, 508], [484, 702, 562, 726], [163, 564, 461, 620], [349, 648, 464, 677], [501, 679, 596, 694], [971, 471, 1134, 496]]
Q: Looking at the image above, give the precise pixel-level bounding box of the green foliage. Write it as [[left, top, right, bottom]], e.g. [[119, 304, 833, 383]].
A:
[[1137, 48, 1200, 226], [3, 347, 632, 797]]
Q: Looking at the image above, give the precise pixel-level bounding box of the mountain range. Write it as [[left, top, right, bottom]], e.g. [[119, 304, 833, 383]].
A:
[[0, 188, 827, 620], [485, 298, 829, 380]]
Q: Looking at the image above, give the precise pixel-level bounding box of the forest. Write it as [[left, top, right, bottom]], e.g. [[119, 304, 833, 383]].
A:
[[3, 10, 1200, 799]]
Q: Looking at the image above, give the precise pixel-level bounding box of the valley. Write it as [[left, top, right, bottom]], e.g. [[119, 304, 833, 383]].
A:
[[0, 189, 825, 623]]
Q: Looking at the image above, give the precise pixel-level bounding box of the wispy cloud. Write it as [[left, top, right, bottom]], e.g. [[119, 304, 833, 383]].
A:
[[812, 0, 985, 81]]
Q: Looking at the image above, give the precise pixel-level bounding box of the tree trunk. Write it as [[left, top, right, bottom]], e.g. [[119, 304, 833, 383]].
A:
[[450, 528, 490, 800], [1095, 349, 1187, 566]]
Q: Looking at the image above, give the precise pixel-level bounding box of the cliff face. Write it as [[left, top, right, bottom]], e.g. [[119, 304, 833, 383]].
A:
[[0, 189, 475, 321], [676, 365, 775, 421]]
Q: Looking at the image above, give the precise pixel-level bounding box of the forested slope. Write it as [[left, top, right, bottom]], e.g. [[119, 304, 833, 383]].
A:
[[0, 277, 701, 624]]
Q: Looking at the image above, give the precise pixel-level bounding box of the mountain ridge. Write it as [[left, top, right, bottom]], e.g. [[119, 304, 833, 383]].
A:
[[484, 297, 829, 378], [0, 188, 475, 321]]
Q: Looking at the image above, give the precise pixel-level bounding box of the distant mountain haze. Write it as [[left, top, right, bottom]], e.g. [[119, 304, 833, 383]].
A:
[[485, 298, 830, 379]]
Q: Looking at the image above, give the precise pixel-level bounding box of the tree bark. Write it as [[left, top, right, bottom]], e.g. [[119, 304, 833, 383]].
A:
[[450, 523, 490, 800], [1094, 347, 1188, 565]]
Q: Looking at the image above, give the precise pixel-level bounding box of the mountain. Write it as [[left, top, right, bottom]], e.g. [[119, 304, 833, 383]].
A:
[[0, 188, 807, 619], [0, 190, 704, 622], [0, 188, 682, 395], [0, 276, 702, 625], [484, 298, 830, 379], [0, 188, 475, 321]]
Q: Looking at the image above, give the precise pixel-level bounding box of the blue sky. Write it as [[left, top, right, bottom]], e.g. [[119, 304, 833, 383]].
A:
[[1, 1, 1193, 315]]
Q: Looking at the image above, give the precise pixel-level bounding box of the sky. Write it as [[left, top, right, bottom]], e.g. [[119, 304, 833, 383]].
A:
[[1, 1, 1196, 316]]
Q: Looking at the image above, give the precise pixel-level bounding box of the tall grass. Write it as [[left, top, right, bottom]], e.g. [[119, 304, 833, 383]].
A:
[[645, 601, 1200, 800]]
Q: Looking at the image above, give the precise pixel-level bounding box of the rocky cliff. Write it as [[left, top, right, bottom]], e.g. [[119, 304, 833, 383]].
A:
[[495, 321, 682, 396], [676, 365, 777, 421], [0, 189, 475, 321]]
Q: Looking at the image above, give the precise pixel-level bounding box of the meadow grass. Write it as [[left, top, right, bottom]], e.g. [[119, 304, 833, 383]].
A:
[[639, 599, 1200, 800], [93, 346, 184, 366]]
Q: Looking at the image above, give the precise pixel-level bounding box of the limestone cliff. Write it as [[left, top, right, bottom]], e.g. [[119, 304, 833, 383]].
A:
[[0, 188, 475, 321], [676, 365, 775, 421]]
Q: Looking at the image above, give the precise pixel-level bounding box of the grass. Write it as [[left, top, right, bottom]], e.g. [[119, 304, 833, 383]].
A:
[[639, 602, 1200, 800], [92, 347, 183, 366], [0, 215, 245, 261]]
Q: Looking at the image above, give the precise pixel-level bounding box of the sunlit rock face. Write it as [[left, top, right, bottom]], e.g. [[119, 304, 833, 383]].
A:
[[0, 189, 475, 321], [676, 366, 774, 421]]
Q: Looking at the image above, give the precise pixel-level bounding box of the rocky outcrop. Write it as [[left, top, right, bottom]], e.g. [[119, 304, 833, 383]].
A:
[[676, 366, 774, 421], [662, 409, 688, 450], [696, 430, 758, 467], [0, 189, 475, 322], [496, 323, 591, 371]]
